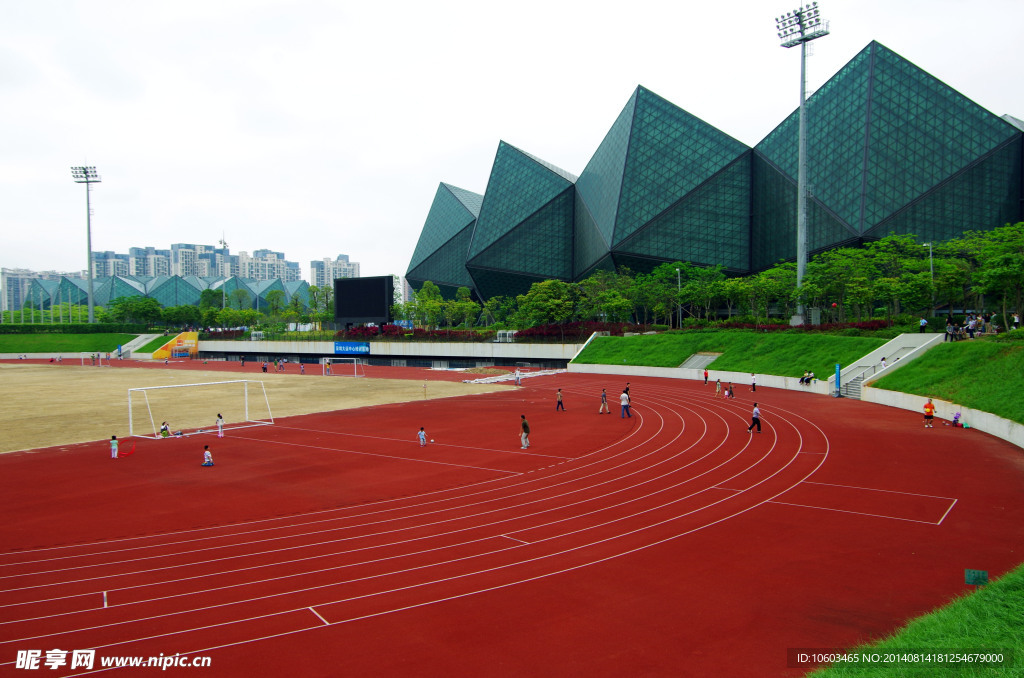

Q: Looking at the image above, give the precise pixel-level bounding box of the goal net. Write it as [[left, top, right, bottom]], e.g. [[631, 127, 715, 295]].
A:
[[128, 380, 274, 439], [81, 352, 110, 367], [322, 357, 365, 377]]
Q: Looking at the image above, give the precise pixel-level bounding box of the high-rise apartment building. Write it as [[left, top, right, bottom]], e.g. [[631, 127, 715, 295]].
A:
[[92, 251, 130, 278], [310, 254, 360, 287], [128, 247, 171, 277]]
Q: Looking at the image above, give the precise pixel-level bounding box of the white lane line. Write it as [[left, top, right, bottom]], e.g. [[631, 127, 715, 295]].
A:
[[767, 500, 946, 524]]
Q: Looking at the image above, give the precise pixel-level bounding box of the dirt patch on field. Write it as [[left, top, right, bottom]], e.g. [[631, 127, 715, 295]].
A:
[[0, 363, 509, 454]]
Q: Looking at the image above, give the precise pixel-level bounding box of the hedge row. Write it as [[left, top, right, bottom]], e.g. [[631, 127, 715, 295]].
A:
[[0, 323, 149, 335]]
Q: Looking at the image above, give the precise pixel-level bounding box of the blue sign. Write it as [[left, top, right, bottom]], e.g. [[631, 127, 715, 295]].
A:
[[965, 569, 988, 586], [834, 362, 841, 397], [334, 341, 370, 355]]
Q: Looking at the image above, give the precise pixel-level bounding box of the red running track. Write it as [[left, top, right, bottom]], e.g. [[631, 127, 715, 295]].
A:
[[1, 366, 1022, 677]]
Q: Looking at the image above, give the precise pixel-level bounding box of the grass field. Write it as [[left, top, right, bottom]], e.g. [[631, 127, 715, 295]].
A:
[[809, 563, 1024, 677], [574, 332, 886, 378], [0, 333, 138, 353], [871, 341, 1024, 425], [137, 334, 173, 352]]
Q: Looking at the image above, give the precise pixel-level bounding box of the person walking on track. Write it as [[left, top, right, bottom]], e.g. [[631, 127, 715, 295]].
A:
[[747, 403, 762, 433]]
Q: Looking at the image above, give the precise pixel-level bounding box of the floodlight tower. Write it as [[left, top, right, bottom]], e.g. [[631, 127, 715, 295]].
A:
[[71, 166, 102, 323], [775, 2, 829, 325]]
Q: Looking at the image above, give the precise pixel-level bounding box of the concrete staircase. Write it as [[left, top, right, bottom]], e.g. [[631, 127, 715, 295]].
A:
[[829, 332, 944, 399]]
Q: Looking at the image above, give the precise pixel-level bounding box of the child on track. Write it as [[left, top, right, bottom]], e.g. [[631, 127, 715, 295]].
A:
[[418, 427, 428, 447], [202, 445, 215, 466]]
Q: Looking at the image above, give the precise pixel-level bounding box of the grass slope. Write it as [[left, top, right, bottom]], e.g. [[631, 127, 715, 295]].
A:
[[808, 563, 1024, 677], [138, 335, 174, 352], [0, 334, 138, 353], [574, 332, 886, 378], [871, 341, 1024, 425]]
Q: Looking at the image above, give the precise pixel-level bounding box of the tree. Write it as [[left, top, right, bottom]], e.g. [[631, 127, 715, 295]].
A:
[[514, 280, 577, 331], [163, 305, 201, 327], [107, 296, 162, 324], [577, 269, 631, 322], [216, 308, 242, 328], [199, 288, 225, 310], [416, 281, 444, 328], [680, 265, 726, 321], [972, 222, 1024, 328], [202, 307, 220, 328], [287, 294, 307, 321], [265, 289, 286, 318], [230, 288, 251, 310]]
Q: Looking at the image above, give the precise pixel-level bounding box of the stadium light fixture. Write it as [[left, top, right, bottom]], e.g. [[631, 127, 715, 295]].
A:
[[774, 3, 829, 325], [71, 165, 102, 324]]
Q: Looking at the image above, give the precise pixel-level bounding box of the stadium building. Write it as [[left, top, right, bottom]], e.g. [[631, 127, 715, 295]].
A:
[[18, 275, 309, 315], [407, 41, 1024, 299]]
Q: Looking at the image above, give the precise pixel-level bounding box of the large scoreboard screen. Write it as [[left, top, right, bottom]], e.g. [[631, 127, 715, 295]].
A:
[[334, 276, 393, 326]]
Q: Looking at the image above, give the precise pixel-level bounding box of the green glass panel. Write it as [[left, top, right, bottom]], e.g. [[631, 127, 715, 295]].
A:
[[860, 44, 1020, 230], [757, 46, 872, 231], [751, 154, 857, 270], [615, 87, 748, 245], [150, 277, 201, 307], [469, 142, 575, 259], [867, 138, 1023, 241], [616, 154, 752, 273], [408, 183, 482, 272], [407, 222, 475, 293], [468, 187, 574, 280], [574, 189, 610, 278], [467, 267, 551, 301], [576, 89, 637, 245]]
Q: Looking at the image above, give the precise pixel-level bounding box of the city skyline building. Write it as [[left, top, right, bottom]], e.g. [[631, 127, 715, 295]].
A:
[[1, 268, 85, 318], [310, 254, 361, 288]]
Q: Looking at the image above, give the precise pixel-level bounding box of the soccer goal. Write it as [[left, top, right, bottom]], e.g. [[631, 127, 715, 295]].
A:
[[515, 361, 535, 372], [322, 357, 366, 377], [128, 380, 274, 439], [81, 352, 109, 367]]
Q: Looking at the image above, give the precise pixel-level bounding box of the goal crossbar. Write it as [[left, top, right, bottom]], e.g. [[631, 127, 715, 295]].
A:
[[128, 379, 274, 439], [321, 357, 365, 377]]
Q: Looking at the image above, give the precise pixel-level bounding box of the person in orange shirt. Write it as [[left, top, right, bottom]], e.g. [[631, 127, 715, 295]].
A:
[[923, 398, 936, 428]]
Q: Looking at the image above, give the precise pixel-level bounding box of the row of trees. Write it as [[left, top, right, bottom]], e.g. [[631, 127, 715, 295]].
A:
[[3, 284, 338, 328], [396, 224, 1024, 330], [7, 226, 1020, 333]]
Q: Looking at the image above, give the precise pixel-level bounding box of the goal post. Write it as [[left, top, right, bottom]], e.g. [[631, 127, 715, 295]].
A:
[[322, 357, 365, 377], [81, 352, 109, 367], [128, 380, 273, 439]]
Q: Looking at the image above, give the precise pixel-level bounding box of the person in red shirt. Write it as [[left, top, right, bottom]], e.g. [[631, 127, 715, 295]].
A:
[[923, 399, 936, 428]]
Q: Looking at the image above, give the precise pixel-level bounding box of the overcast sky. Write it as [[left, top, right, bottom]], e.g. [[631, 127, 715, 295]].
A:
[[3, 0, 1022, 283]]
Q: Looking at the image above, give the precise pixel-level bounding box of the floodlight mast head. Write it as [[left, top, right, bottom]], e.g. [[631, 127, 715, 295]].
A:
[[775, 2, 829, 48], [71, 166, 102, 183]]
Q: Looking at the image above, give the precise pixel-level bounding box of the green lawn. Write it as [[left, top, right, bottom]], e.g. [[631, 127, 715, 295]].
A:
[[137, 335, 174, 352], [574, 332, 886, 379], [808, 563, 1024, 677], [0, 334, 138, 353], [871, 341, 1024, 425]]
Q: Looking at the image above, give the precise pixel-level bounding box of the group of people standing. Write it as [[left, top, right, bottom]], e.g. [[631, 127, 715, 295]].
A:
[[596, 384, 633, 417], [942, 312, 1021, 342]]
